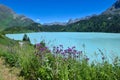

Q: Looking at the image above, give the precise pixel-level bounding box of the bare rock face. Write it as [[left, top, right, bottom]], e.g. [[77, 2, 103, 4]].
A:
[[102, 0, 120, 15], [0, 4, 34, 30]]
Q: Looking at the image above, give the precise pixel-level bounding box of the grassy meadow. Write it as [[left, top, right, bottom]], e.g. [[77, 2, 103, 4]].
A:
[[0, 34, 120, 80]]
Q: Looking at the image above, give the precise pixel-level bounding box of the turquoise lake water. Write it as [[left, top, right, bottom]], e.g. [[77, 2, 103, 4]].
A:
[[6, 32, 120, 62]]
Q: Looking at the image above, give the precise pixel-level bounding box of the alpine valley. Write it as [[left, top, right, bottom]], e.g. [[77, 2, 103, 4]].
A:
[[1, 0, 120, 33]]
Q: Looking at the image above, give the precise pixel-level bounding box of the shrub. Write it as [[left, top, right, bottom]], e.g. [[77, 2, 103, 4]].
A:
[[22, 34, 30, 42]]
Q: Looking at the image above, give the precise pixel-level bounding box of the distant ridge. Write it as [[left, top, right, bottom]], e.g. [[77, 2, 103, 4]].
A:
[[42, 0, 120, 33]]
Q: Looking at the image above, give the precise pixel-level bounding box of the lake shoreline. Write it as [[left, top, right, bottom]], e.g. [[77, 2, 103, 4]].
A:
[[5, 32, 120, 63]]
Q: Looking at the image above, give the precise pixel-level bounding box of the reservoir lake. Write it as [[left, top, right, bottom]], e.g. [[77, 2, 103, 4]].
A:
[[6, 32, 120, 62]]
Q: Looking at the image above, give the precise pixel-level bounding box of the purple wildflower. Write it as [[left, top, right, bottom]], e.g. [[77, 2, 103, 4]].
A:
[[36, 43, 41, 47], [77, 51, 82, 54], [72, 46, 76, 49], [61, 52, 65, 56], [56, 48, 60, 53], [59, 45, 63, 48], [60, 49, 63, 52], [73, 50, 77, 54], [64, 50, 67, 53], [40, 48, 46, 52], [68, 48, 72, 52]]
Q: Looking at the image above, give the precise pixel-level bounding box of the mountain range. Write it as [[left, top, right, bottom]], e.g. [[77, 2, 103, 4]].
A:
[[41, 0, 120, 32], [0, 0, 120, 33]]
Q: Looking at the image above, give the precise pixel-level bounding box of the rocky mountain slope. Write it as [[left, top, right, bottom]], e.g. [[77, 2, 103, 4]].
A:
[[102, 0, 120, 15], [0, 4, 34, 31]]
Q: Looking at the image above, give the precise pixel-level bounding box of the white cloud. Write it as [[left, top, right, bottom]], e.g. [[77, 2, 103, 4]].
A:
[[36, 18, 40, 22]]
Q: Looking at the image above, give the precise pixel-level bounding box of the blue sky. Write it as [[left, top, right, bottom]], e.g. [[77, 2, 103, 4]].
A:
[[0, 0, 116, 24]]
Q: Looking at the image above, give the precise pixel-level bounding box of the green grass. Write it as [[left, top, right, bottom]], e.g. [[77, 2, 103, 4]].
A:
[[0, 34, 17, 46], [0, 35, 120, 80], [0, 74, 4, 80]]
